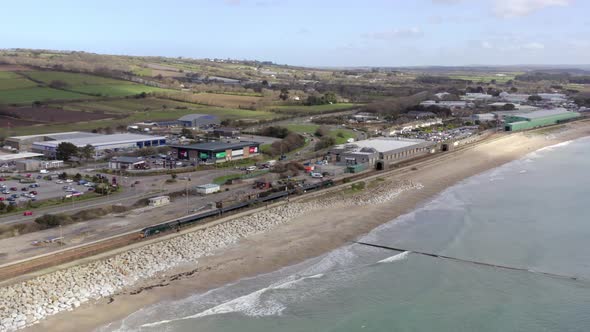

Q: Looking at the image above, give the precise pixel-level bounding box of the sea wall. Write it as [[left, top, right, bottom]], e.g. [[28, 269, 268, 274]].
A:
[[0, 180, 420, 332]]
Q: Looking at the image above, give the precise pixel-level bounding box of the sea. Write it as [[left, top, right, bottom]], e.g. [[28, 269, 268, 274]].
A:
[[102, 137, 590, 332]]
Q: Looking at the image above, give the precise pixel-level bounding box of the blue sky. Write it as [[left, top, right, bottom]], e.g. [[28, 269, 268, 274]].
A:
[[1, 0, 588, 66]]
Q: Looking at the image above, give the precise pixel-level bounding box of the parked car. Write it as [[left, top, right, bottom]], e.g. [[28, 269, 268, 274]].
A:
[[87, 187, 95, 191], [0, 197, 4, 201], [55, 180, 64, 184], [246, 166, 257, 171], [10, 194, 18, 198], [310, 172, 324, 178], [30, 190, 38, 195], [0, 178, 5, 181], [36, 175, 42, 179], [78, 180, 88, 185], [62, 186, 70, 190], [9, 187, 17, 191], [65, 179, 73, 183], [21, 187, 28, 191], [23, 211, 33, 216], [29, 183, 39, 188], [2, 190, 10, 194]]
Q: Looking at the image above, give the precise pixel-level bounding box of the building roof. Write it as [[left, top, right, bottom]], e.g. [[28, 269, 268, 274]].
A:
[[170, 141, 259, 152], [195, 183, 220, 189], [0, 152, 44, 161], [511, 108, 575, 120], [334, 138, 431, 153], [111, 156, 145, 164], [7, 131, 99, 141], [178, 114, 218, 122], [33, 133, 167, 148]]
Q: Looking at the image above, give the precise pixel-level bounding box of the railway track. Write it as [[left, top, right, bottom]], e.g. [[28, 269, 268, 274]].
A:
[[0, 123, 576, 284]]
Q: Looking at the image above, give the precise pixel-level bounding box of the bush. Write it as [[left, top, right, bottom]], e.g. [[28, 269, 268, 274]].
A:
[[315, 136, 336, 151], [35, 214, 69, 229], [258, 126, 291, 139], [351, 181, 366, 191]]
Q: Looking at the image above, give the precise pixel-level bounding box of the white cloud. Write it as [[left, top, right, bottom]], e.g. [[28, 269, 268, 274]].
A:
[[523, 42, 545, 49], [493, 0, 571, 18], [362, 28, 423, 41], [481, 41, 493, 49]]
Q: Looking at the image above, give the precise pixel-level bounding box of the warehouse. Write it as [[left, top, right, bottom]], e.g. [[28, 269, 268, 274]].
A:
[[170, 141, 260, 163], [32, 133, 167, 157], [504, 109, 581, 131], [178, 114, 220, 128], [5, 132, 101, 152], [329, 138, 436, 168]]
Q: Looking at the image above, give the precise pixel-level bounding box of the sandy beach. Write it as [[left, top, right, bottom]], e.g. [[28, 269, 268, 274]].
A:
[[23, 120, 590, 332]]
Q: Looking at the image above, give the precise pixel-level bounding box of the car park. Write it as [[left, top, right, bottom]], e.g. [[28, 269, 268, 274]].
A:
[[310, 172, 324, 178]]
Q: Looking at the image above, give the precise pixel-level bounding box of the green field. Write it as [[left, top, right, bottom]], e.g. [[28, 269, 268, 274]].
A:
[[27, 71, 132, 86], [0, 78, 38, 90], [268, 103, 358, 114], [448, 73, 519, 84], [0, 72, 20, 79], [0, 87, 92, 104], [66, 84, 166, 97]]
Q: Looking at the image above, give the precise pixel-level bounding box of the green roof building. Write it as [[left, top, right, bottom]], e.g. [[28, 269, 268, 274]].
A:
[[504, 109, 581, 131]]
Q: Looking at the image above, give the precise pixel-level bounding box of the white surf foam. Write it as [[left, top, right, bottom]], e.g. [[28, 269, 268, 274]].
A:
[[141, 274, 325, 328], [377, 251, 410, 263]]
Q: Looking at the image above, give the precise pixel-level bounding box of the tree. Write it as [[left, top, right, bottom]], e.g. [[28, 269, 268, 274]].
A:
[[314, 136, 336, 151], [502, 103, 516, 111], [49, 80, 68, 89], [528, 95, 542, 102], [314, 126, 329, 137], [56, 142, 78, 161], [279, 88, 289, 101], [79, 144, 95, 161], [180, 128, 194, 139]]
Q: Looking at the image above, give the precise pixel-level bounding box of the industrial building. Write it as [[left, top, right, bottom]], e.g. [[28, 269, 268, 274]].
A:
[[148, 196, 170, 207], [15, 159, 64, 171], [195, 184, 221, 195], [170, 141, 260, 163], [213, 127, 241, 138], [329, 138, 436, 168], [5, 132, 101, 152], [504, 109, 581, 131], [108, 156, 148, 170], [31, 133, 167, 157], [178, 114, 220, 128]]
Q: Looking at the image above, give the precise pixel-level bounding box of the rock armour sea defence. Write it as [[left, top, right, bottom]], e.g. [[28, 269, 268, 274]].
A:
[[0, 180, 420, 331]]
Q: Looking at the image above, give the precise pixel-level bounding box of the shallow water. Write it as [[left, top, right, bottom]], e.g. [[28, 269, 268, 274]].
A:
[[104, 137, 590, 332]]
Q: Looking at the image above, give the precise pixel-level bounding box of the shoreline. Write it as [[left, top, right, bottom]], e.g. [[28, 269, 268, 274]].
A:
[[20, 121, 590, 332]]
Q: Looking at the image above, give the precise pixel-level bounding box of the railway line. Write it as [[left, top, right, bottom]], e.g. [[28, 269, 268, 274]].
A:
[[0, 125, 566, 284]]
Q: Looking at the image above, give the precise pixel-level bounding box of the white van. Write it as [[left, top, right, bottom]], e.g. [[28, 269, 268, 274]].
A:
[[246, 166, 257, 171], [310, 172, 324, 178]]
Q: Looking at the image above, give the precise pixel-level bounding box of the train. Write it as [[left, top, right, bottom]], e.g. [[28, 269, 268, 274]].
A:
[[140, 179, 334, 238]]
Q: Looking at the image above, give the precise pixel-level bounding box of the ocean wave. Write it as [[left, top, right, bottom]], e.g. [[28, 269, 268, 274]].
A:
[[377, 251, 410, 263], [141, 274, 325, 328]]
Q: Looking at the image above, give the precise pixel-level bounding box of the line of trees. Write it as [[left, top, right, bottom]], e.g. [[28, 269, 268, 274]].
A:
[[55, 142, 95, 161]]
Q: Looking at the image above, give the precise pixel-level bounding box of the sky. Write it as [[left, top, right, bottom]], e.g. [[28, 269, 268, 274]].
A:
[[1, 0, 589, 67]]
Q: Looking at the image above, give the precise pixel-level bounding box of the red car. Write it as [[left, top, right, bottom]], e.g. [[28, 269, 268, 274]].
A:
[[0, 178, 5, 181], [0, 197, 4, 201], [23, 211, 33, 216], [9, 187, 17, 191], [30, 190, 38, 195]]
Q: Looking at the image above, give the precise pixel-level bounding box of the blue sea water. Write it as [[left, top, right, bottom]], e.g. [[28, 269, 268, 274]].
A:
[[104, 137, 590, 332]]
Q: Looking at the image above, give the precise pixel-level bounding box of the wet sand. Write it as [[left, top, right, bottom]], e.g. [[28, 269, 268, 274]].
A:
[[27, 121, 590, 332]]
